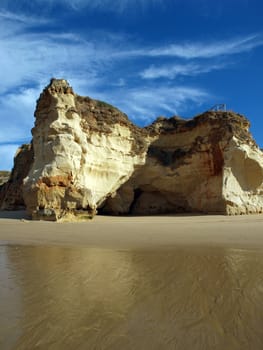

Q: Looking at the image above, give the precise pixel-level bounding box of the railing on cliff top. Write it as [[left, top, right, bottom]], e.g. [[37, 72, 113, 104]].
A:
[[209, 104, 227, 112]]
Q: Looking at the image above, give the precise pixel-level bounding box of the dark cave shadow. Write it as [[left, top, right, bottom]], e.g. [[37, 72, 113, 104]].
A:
[[0, 210, 30, 220]]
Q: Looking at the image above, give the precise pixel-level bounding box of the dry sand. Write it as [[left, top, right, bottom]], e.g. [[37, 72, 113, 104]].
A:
[[0, 210, 263, 249]]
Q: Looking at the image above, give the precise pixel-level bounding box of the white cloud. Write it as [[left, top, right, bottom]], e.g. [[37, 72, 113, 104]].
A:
[[119, 34, 263, 59], [151, 34, 263, 58], [0, 30, 112, 95], [0, 11, 261, 95], [0, 10, 48, 24], [140, 63, 225, 79], [104, 86, 210, 124], [0, 8, 262, 170]]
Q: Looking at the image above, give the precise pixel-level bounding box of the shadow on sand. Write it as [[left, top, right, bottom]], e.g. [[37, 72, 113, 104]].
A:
[[0, 210, 29, 220]]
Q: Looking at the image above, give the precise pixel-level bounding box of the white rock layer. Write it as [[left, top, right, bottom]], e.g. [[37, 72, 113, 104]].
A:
[[23, 79, 151, 220]]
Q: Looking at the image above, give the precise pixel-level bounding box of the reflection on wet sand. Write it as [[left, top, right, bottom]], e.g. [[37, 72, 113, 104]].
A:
[[1, 245, 263, 349]]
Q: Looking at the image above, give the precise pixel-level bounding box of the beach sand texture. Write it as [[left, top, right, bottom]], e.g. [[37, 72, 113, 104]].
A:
[[1, 212, 263, 349]]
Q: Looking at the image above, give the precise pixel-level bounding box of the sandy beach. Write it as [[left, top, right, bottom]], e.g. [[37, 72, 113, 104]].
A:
[[1, 211, 263, 249], [1, 212, 263, 349]]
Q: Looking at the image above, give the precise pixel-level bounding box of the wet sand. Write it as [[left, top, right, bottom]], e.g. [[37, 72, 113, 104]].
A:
[[1, 212, 263, 349]]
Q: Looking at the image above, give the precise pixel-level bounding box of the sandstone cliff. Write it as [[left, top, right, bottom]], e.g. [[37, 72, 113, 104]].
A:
[[1, 78, 263, 220], [102, 112, 263, 215], [22, 79, 150, 220], [0, 144, 33, 210]]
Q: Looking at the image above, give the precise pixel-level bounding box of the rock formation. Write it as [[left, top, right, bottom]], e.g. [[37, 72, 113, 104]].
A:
[[102, 113, 263, 215], [0, 171, 10, 186], [22, 79, 150, 220], [1, 78, 263, 220], [0, 144, 33, 210]]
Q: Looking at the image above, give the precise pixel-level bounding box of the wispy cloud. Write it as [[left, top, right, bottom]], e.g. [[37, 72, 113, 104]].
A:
[[140, 62, 225, 79], [0, 7, 262, 169], [149, 34, 263, 58], [0, 10, 48, 24], [0, 87, 39, 144], [0, 0, 162, 13], [0, 24, 113, 95], [103, 86, 210, 123], [0, 10, 261, 94], [121, 34, 263, 59]]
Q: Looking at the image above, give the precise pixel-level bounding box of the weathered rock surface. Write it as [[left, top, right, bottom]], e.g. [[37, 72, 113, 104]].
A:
[[1, 78, 263, 220], [0, 171, 10, 185], [22, 79, 150, 220], [102, 112, 263, 215], [0, 144, 33, 210]]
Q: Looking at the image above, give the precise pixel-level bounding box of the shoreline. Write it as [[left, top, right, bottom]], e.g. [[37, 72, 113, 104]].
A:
[[1, 211, 263, 250]]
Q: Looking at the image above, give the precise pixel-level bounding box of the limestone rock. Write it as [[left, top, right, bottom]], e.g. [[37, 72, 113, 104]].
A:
[[101, 112, 263, 215], [22, 79, 150, 220], [0, 144, 33, 210], [3, 78, 263, 219]]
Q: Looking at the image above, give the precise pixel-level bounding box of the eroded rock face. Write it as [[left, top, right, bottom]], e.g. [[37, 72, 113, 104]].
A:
[[0, 171, 10, 186], [3, 78, 263, 219], [101, 112, 263, 215], [0, 144, 33, 210], [23, 79, 150, 220]]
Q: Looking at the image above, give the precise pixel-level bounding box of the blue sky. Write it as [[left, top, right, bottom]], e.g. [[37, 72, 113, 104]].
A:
[[0, 0, 263, 170]]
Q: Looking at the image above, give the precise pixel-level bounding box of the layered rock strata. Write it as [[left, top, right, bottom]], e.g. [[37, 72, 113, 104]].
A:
[[102, 112, 263, 215], [22, 79, 150, 220], [1, 78, 263, 220]]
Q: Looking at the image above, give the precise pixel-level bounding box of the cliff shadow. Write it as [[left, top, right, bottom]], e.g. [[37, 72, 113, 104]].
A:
[[0, 210, 29, 220]]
